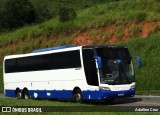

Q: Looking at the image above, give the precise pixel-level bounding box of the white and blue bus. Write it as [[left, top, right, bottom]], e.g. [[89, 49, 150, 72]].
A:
[[3, 45, 141, 103]]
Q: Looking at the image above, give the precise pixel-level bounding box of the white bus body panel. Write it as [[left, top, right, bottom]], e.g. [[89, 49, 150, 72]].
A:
[[3, 46, 135, 100]]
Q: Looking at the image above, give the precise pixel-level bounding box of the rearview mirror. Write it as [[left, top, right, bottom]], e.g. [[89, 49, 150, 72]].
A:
[[133, 56, 141, 68], [115, 59, 122, 64]]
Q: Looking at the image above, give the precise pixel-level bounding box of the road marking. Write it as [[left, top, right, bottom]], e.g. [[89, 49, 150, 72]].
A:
[[135, 101, 160, 105]]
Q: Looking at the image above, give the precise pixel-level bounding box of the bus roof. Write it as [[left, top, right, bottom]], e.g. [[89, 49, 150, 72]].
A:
[[32, 45, 127, 53], [82, 45, 127, 49], [4, 46, 80, 60], [32, 46, 77, 53]]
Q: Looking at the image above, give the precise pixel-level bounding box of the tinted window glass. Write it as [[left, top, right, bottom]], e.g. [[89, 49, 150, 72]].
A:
[[5, 59, 17, 73], [5, 54, 51, 73], [16, 54, 51, 72], [5, 50, 81, 73], [82, 49, 99, 86], [51, 50, 81, 69], [96, 47, 131, 61]]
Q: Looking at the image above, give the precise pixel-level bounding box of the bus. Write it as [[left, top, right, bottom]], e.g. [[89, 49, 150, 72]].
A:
[[3, 45, 141, 103]]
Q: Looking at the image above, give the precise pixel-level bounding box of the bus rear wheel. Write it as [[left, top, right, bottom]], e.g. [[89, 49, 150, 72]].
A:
[[16, 89, 22, 99], [73, 89, 82, 103], [22, 89, 29, 99]]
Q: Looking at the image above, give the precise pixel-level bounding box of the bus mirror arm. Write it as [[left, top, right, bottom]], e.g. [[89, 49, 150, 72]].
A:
[[133, 56, 141, 68], [94, 56, 102, 69]]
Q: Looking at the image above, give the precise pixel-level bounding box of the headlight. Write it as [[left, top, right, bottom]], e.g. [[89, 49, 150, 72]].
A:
[[99, 86, 111, 90], [130, 85, 135, 90]]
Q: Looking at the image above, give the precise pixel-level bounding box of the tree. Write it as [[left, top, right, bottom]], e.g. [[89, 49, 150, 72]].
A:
[[34, 3, 52, 23], [5, 0, 36, 28]]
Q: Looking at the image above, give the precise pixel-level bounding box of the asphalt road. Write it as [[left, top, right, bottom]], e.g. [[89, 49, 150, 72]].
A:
[[112, 95, 160, 106], [0, 94, 160, 106]]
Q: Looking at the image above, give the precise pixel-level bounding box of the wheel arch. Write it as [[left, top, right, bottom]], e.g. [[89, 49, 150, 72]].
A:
[[72, 86, 83, 102], [15, 87, 21, 96], [72, 86, 82, 95], [22, 87, 30, 99], [22, 87, 29, 94]]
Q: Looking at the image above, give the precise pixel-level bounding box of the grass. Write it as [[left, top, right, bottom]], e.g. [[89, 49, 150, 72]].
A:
[[0, 98, 84, 106], [136, 90, 160, 95], [0, 66, 3, 93]]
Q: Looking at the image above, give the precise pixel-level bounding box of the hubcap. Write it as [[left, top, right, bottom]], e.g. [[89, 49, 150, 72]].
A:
[[24, 94, 29, 99], [17, 93, 21, 99], [75, 93, 81, 101]]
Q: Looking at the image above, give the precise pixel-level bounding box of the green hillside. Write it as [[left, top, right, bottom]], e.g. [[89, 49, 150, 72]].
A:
[[0, 0, 160, 46], [0, 0, 160, 93]]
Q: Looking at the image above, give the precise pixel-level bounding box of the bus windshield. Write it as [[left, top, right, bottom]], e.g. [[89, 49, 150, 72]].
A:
[[95, 47, 135, 85], [100, 59, 134, 85]]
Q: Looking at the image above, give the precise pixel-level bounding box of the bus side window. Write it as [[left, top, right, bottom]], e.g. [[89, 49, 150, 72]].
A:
[[51, 50, 81, 69]]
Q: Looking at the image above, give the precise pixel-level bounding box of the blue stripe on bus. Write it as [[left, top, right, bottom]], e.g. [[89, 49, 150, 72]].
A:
[[5, 89, 135, 100], [5, 90, 16, 98], [83, 89, 135, 100]]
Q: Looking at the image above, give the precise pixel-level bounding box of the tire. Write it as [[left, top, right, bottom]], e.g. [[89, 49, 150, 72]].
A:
[[22, 89, 29, 99], [16, 89, 22, 99], [73, 89, 82, 103]]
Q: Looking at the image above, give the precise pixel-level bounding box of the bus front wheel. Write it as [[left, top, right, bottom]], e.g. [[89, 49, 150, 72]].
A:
[[73, 89, 82, 103]]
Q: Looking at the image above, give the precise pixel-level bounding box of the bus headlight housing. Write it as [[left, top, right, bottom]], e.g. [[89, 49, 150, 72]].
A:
[[130, 85, 135, 90], [99, 86, 111, 90]]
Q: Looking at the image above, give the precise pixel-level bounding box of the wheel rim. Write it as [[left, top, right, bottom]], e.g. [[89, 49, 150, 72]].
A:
[[75, 93, 81, 101], [16, 92, 21, 99], [24, 94, 29, 99]]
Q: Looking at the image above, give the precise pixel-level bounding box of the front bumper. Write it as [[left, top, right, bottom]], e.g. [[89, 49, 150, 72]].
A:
[[83, 89, 135, 100]]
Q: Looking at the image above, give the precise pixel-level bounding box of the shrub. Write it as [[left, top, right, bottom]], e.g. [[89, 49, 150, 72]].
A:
[[59, 7, 77, 22], [135, 12, 146, 23], [34, 3, 52, 23]]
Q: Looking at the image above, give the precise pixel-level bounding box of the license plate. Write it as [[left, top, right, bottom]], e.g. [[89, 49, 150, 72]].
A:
[[118, 93, 124, 96]]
